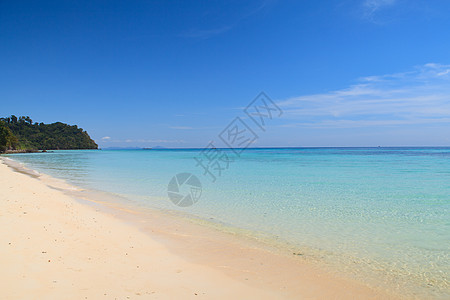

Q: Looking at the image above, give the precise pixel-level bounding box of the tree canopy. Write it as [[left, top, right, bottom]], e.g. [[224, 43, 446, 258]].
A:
[[0, 115, 98, 152], [0, 121, 19, 152]]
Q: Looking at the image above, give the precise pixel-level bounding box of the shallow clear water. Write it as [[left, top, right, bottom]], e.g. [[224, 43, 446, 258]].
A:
[[6, 148, 450, 296]]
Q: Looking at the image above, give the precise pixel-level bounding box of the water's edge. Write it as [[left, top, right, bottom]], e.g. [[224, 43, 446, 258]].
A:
[[1, 154, 448, 299]]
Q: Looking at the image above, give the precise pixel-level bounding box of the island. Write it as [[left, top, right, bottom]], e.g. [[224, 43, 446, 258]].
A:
[[0, 115, 98, 153]]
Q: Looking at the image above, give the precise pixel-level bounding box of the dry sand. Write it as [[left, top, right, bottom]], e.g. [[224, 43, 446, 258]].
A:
[[0, 158, 398, 299]]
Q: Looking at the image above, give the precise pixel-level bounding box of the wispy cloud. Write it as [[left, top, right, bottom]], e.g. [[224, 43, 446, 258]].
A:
[[359, 0, 398, 22], [98, 136, 185, 144], [169, 126, 193, 130], [127, 139, 185, 144], [182, 25, 234, 39], [364, 0, 397, 13], [278, 63, 450, 128], [104, 139, 185, 144], [181, 0, 274, 39]]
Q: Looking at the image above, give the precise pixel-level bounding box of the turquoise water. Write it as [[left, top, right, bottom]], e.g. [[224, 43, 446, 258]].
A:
[[5, 148, 450, 296]]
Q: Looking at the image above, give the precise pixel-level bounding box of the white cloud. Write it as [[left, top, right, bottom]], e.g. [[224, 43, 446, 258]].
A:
[[181, 0, 273, 39], [277, 63, 450, 128], [169, 126, 193, 130], [99, 137, 186, 145], [363, 0, 397, 14], [126, 139, 185, 144], [364, 0, 396, 11], [360, 0, 399, 22], [181, 25, 234, 39]]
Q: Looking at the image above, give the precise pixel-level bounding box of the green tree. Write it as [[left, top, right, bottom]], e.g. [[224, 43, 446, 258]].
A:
[[0, 121, 19, 152], [1, 115, 98, 151]]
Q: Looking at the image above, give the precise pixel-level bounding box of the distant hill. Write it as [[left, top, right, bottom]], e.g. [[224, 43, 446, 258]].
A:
[[0, 115, 98, 152]]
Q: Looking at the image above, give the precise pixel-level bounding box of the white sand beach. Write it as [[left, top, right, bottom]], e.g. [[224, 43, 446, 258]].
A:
[[0, 158, 397, 299]]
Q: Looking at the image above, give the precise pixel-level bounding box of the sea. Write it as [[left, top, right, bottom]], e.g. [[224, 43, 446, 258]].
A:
[[5, 147, 450, 298]]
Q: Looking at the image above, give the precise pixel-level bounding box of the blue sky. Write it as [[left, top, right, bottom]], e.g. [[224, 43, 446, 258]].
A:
[[1, 0, 449, 147]]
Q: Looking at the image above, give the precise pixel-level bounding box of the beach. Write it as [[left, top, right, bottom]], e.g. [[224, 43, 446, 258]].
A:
[[2, 0, 450, 298], [0, 157, 398, 299]]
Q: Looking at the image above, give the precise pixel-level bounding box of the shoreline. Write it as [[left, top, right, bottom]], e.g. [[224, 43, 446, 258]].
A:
[[0, 157, 400, 299]]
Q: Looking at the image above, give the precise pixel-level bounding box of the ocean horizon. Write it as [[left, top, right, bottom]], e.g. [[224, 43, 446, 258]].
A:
[[5, 147, 450, 297]]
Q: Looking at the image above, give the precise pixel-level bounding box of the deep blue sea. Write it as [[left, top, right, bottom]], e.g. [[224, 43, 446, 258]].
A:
[[5, 147, 450, 296]]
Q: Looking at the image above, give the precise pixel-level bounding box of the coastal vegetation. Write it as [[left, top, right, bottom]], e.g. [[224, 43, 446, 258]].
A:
[[0, 120, 19, 152], [0, 115, 98, 152]]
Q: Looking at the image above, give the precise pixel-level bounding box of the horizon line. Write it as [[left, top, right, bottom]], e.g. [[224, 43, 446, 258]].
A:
[[98, 146, 450, 150]]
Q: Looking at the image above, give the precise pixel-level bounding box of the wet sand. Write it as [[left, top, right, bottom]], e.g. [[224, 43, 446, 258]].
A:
[[0, 158, 398, 299]]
